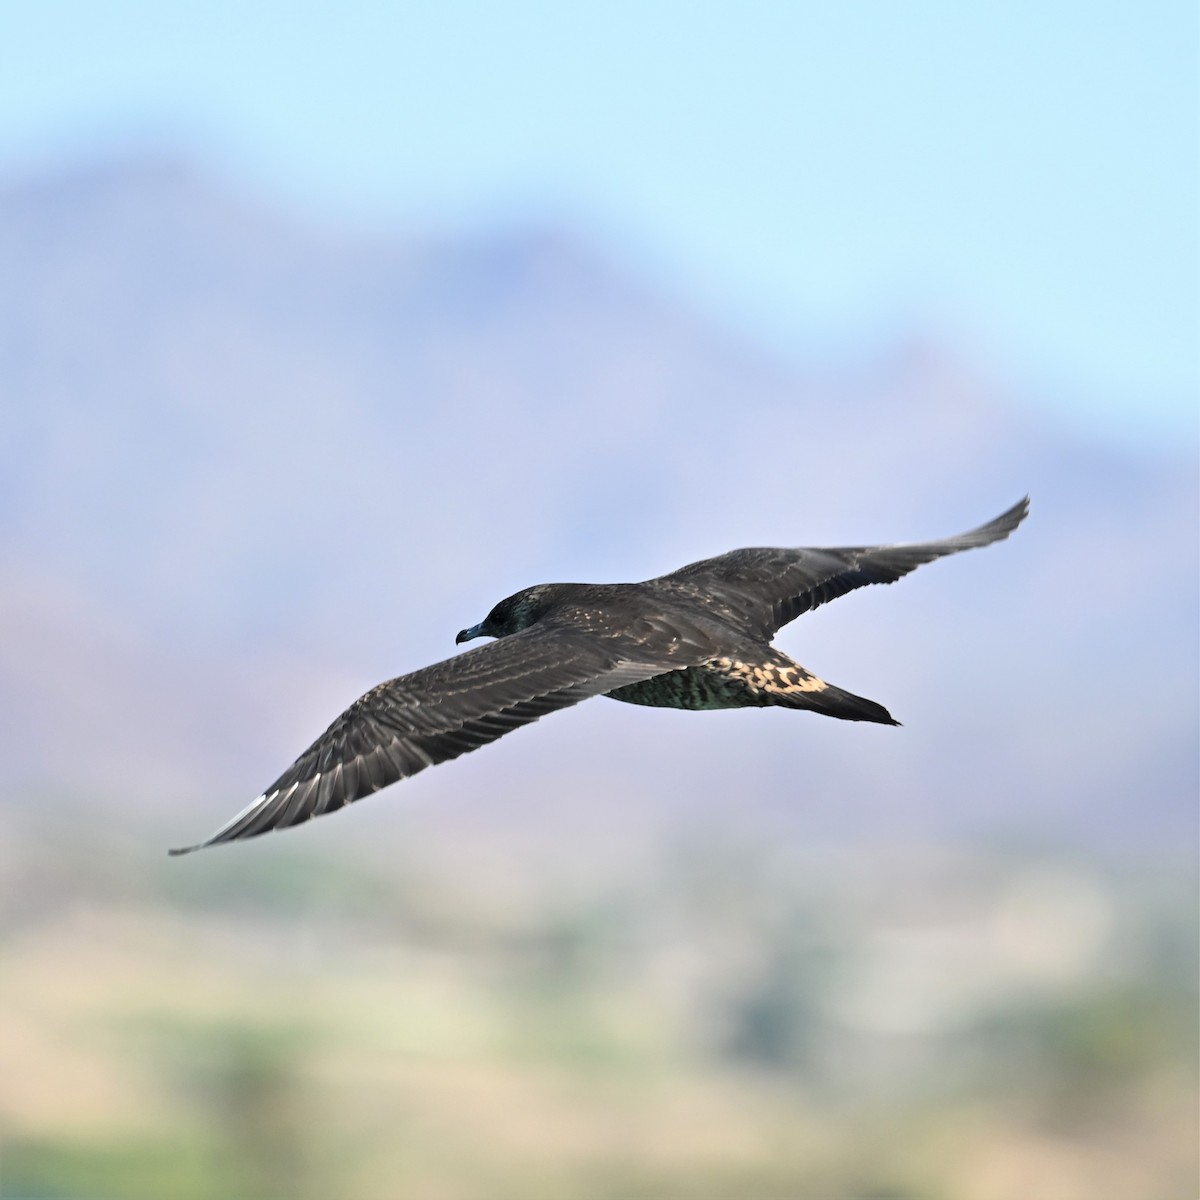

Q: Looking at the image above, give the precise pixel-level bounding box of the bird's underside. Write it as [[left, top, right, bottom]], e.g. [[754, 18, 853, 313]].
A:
[[605, 653, 897, 725], [171, 497, 1028, 854]]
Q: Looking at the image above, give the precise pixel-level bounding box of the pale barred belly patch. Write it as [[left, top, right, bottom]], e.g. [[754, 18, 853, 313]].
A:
[[606, 656, 828, 711]]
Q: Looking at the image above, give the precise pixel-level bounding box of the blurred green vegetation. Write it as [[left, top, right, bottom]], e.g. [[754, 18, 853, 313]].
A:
[[0, 804, 1195, 1200]]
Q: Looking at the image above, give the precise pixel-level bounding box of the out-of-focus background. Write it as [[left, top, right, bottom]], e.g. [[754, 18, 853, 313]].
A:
[[1, 4, 1196, 1198]]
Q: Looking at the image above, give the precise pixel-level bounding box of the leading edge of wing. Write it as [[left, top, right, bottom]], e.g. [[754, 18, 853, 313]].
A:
[[767, 495, 1031, 625], [654, 497, 1030, 636], [169, 627, 679, 855]]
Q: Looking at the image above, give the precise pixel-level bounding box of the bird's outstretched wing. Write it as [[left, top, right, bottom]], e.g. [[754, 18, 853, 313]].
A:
[[171, 621, 703, 854], [653, 498, 1029, 639]]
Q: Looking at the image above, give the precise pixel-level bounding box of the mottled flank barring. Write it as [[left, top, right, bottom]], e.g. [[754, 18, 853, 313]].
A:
[[171, 498, 1029, 854]]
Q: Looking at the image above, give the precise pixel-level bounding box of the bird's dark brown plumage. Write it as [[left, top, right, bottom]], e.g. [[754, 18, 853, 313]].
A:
[[171, 497, 1028, 854]]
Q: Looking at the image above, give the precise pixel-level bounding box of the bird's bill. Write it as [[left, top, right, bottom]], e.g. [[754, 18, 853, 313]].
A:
[[456, 623, 485, 644]]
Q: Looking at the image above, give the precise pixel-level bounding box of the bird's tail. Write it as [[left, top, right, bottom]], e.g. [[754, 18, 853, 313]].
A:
[[775, 678, 900, 725]]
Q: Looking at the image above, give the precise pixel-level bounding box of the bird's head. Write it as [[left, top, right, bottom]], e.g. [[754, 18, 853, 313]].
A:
[[456, 585, 557, 644]]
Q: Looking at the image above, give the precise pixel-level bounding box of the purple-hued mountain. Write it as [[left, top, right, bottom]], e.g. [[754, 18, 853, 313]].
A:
[[1, 158, 1195, 859]]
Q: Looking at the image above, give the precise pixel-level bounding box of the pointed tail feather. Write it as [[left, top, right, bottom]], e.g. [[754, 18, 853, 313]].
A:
[[779, 680, 900, 725]]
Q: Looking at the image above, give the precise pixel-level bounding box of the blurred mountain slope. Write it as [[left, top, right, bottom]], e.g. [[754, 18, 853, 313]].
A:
[[1, 157, 1194, 855]]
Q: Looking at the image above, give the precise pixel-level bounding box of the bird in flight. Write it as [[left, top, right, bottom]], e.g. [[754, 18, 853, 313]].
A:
[[171, 498, 1028, 854]]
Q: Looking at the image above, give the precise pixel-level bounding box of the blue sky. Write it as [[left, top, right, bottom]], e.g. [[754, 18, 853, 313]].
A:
[[1, 1, 1195, 442]]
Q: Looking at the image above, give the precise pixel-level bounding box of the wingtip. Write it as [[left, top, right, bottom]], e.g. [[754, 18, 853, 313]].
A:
[[168, 791, 277, 858], [969, 496, 1030, 546], [168, 823, 243, 856], [1000, 495, 1031, 525]]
